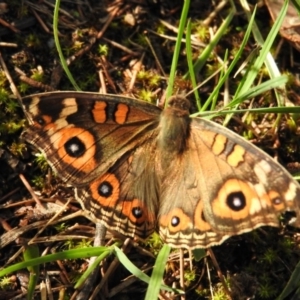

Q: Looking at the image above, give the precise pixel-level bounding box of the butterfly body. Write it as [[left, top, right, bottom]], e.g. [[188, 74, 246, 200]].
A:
[[22, 92, 300, 249]]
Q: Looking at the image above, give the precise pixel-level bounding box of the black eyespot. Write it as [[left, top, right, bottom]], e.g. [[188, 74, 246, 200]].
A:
[[98, 181, 113, 197], [132, 207, 143, 218], [171, 216, 180, 227], [64, 137, 86, 157], [227, 191, 246, 211]]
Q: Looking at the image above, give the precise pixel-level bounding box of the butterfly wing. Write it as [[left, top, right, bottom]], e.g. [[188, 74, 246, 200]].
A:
[[22, 92, 162, 239], [22, 92, 161, 186], [158, 117, 300, 249]]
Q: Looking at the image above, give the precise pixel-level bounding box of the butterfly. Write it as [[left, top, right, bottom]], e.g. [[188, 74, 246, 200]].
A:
[[21, 91, 300, 249]]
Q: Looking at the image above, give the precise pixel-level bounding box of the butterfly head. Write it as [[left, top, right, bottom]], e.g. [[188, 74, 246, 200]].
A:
[[166, 95, 191, 115]]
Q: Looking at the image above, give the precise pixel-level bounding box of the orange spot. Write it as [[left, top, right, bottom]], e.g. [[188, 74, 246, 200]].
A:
[[90, 173, 120, 207], [52, 127, 97, 173], [227, 144, 245, 167], [120, 199, 155, 225], [159, 208, 191, 233], [92, 101, 107, 123], [115, 103, 129, 124], [212, 134, 227, 156], [212, 179, 256, 220], [33, 115, 53, 128], [45, 122, 57, 131], [263, 190, 285, 211], [194, 201, 212, 231]]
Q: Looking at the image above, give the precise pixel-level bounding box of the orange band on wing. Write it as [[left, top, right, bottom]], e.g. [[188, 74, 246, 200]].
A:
[[92, 101, 107, 123], [212, 134, 227, 156], [227, 144, 245, 167], [115, 103, 129, 124]]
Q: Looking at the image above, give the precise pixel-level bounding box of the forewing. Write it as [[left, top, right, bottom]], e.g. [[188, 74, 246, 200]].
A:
[[22, 92, 161, 186]]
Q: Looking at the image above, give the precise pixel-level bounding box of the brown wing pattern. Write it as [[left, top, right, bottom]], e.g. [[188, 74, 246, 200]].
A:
[[158, 117, 300, 249]]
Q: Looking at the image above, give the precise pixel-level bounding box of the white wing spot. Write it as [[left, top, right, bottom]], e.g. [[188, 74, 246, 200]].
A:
[[254, 160, 271, 185], [249, 197, 262, 215], [29, 96, 41, 117], [253, 183, 266, 198], [54, 98, 78, 130], [285, 182, 297, 202]]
